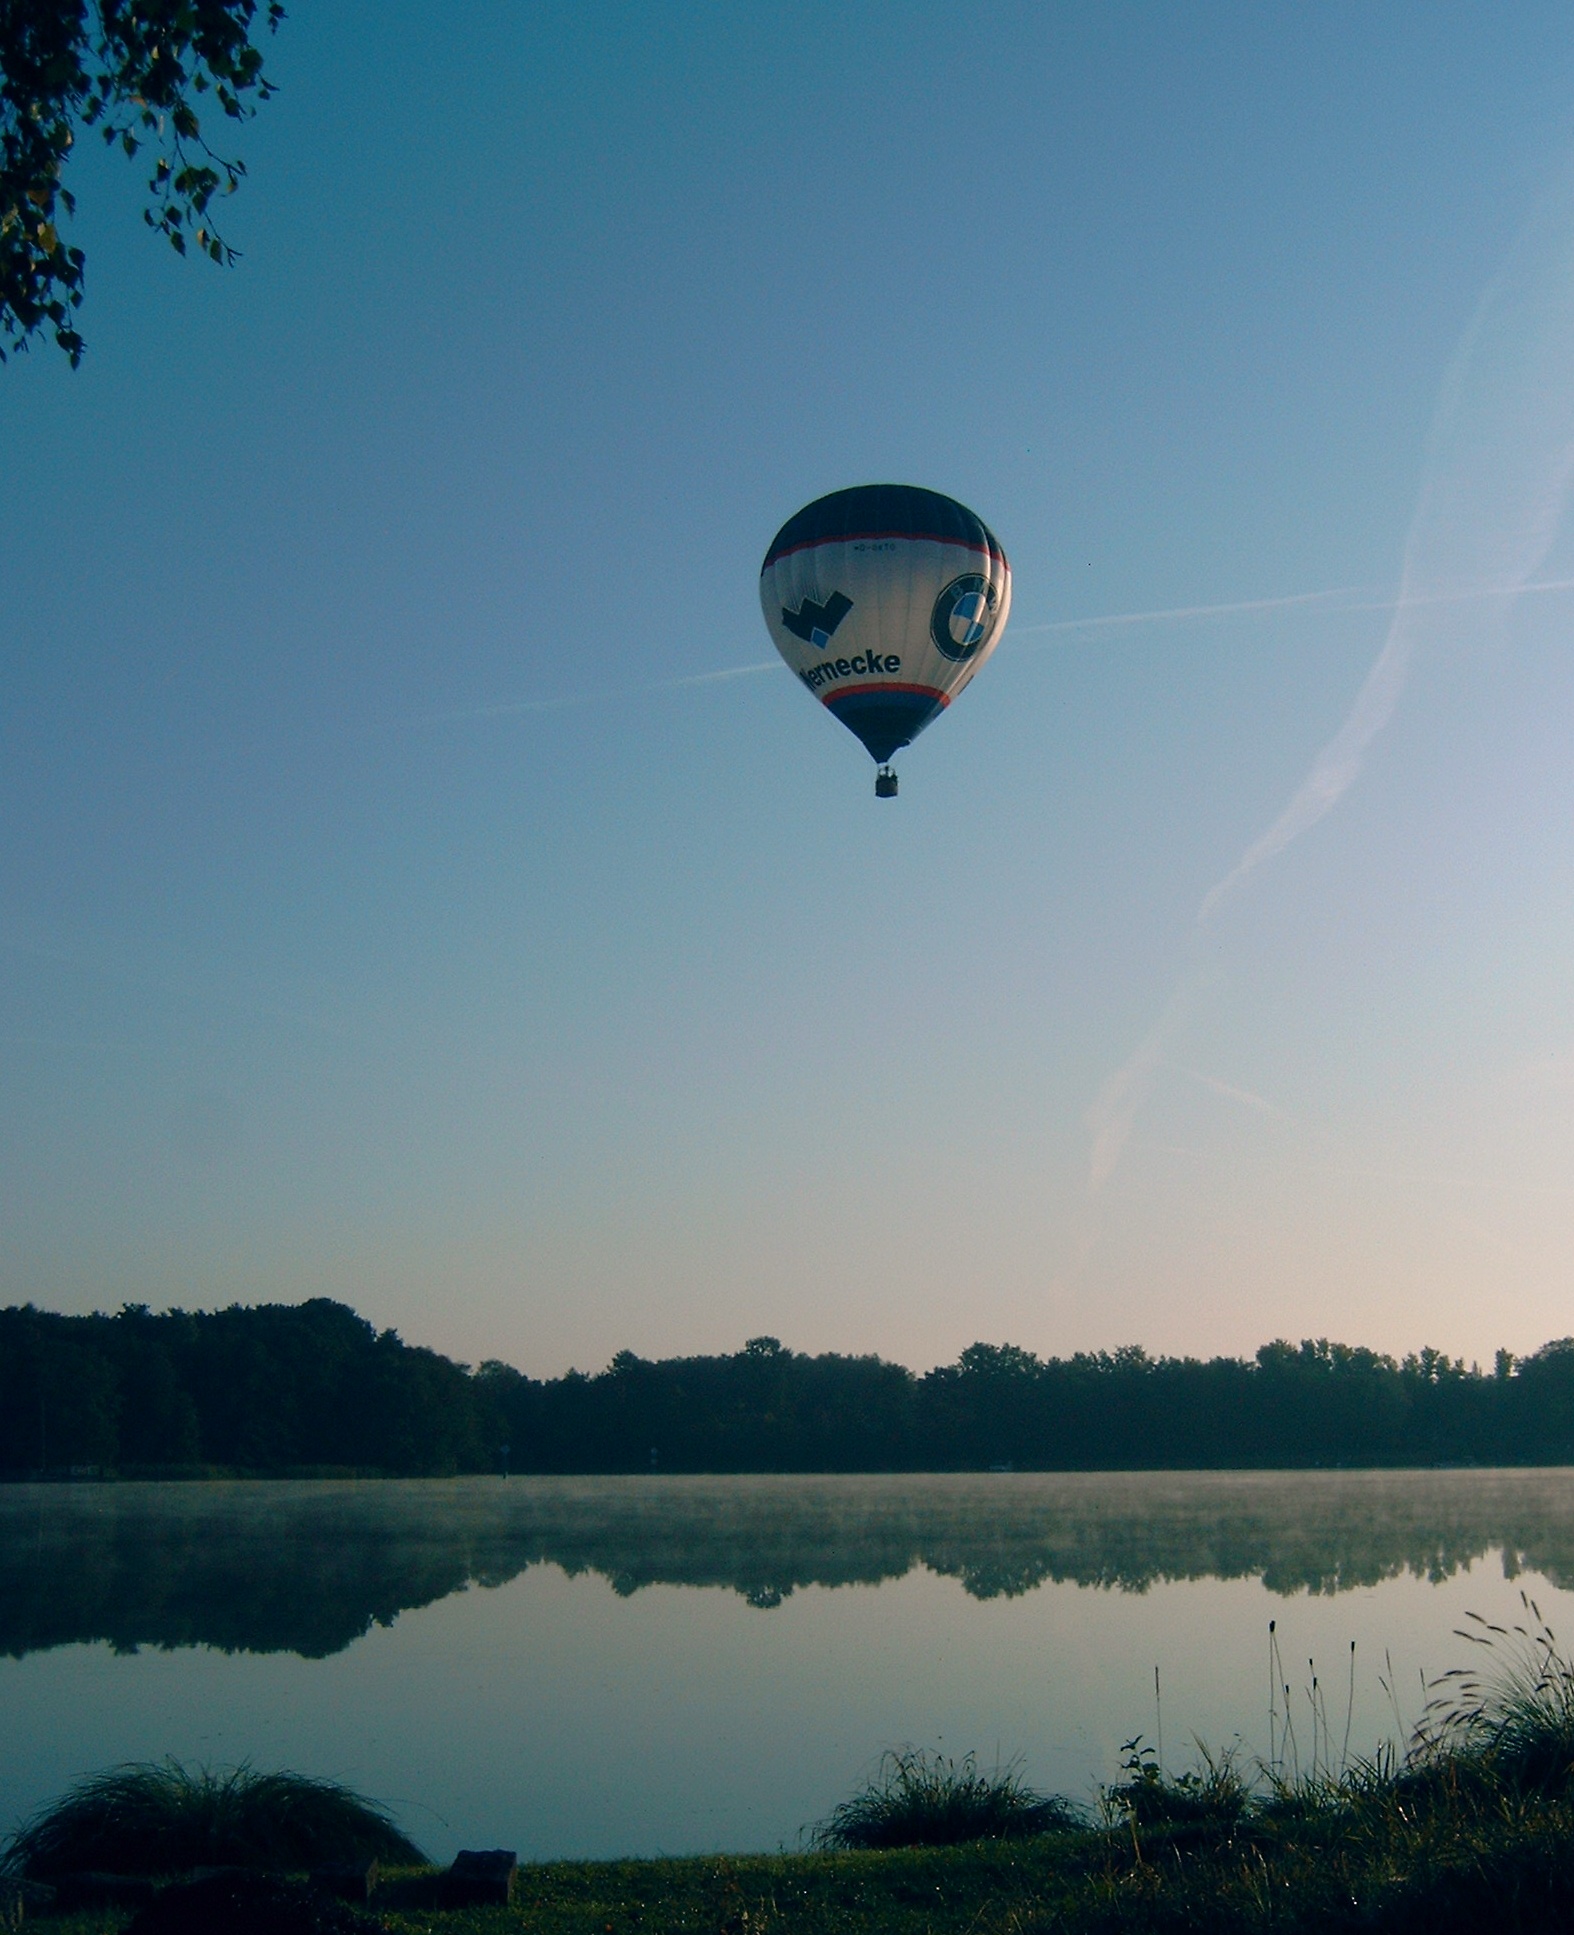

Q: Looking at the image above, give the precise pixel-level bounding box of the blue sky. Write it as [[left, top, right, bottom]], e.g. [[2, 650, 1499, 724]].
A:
[[6, 2, 1574, 1373]]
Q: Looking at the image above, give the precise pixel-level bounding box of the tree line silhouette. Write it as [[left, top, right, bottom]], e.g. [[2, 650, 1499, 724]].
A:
[[4, 1298, 1574, 1476]]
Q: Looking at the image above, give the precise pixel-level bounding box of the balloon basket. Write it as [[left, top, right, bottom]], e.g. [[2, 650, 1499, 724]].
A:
[[874, 767, 899, 799]]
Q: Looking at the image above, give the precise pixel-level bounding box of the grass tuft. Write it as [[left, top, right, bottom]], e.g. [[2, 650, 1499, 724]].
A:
[[1413, 1590, 1574, 1788], [812, 1747, 1081, 1850], [0, 1759, 424, 1879]]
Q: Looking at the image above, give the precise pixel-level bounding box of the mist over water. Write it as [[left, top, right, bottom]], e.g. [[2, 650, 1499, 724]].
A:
[[8, 1471, 1574, 1656], [5, 1473, 1574, 1861]]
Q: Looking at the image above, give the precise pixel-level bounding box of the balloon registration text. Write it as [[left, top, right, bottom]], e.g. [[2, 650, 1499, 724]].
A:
[[797, 653, 903, 692]]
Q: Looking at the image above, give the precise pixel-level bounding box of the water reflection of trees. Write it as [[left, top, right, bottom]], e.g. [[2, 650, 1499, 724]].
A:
[[2, 1470, 1572, 1660]]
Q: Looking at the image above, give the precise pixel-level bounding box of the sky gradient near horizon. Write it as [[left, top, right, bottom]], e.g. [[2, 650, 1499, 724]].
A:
[[7, 3, 1574, 1375]]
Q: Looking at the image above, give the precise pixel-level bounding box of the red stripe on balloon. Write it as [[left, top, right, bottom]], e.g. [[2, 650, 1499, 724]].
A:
[[820, 682, 952, 708]]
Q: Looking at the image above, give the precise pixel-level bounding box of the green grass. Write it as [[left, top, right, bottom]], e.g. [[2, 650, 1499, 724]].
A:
[[34, 1774, 1574, 1935], [24, 1600, 1574, 1931], [368, 1772, 1574, 1933], [0, 1760, 424, 1880], [28, 1801, 1574, 1935]]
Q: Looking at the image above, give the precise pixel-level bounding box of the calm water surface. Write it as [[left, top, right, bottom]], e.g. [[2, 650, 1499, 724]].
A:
[[4, 1471, 1574, 1861]]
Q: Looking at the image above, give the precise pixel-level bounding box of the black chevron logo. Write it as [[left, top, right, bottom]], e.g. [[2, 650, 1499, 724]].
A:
[[781, 590, 853, 647]]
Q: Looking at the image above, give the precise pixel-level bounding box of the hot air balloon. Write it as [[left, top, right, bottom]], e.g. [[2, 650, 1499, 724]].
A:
[[759, 484, 1011, 796]]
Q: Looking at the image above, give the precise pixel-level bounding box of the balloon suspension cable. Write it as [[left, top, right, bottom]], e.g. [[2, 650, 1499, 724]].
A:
[[875, 766, 899, 799]]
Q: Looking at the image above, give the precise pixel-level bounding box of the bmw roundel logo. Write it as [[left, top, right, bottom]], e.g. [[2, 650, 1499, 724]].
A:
[[930, 574, 999, 661]]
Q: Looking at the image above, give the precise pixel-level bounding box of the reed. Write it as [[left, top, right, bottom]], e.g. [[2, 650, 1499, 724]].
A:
[[1412, 1591, 1574, 1786]]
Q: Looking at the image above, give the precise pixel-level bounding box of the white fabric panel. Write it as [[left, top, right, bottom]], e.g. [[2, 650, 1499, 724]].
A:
[[759, 534, 1011, 708]]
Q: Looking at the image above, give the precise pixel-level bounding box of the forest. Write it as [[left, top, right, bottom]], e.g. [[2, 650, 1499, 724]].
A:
[[4, 1298, 1574, 1477]]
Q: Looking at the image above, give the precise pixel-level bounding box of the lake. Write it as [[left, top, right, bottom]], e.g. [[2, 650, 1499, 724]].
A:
[[4, 1470, 1574, 1863]]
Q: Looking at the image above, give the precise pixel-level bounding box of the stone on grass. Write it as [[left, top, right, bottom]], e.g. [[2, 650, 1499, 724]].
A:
[[443, 1847, 518, 1905]]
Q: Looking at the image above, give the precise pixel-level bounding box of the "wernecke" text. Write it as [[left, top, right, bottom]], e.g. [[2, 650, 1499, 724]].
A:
[[798, 653, 901, 691]]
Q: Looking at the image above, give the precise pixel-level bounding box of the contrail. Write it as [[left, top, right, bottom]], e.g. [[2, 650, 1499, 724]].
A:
[[1085, 154, 1574, 1201], [408, 659, 780, 728], [1171, 1063, 1294, 1122], [1009, 573, 1574, 643], [396, 576, 1574, 734], [1011, 585, 1373, 636], [1085, 980, 1200, 1195], [1194, 618, 1417, 924], [1199, 190, 1574, 923]]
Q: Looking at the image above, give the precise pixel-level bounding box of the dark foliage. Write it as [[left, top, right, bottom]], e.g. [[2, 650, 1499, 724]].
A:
[[4, 1299, 1574, 1478], [476, 1333, 1574, 1476], [0, 0, 282, 364], [0, 1759, 424, 1879], [0, 1298, 487, 1476], [1105, 1737, 1250, 1831]]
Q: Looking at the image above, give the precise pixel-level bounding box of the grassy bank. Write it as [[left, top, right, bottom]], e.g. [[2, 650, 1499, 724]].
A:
[[29, 1800, 1574, 1935], [19, 1605, 1574, 1931], [25, 1755, 1574, 1934]]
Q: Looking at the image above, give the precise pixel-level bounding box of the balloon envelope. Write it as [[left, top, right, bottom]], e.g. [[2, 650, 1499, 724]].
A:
[[759, 484, 1011, 764]]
